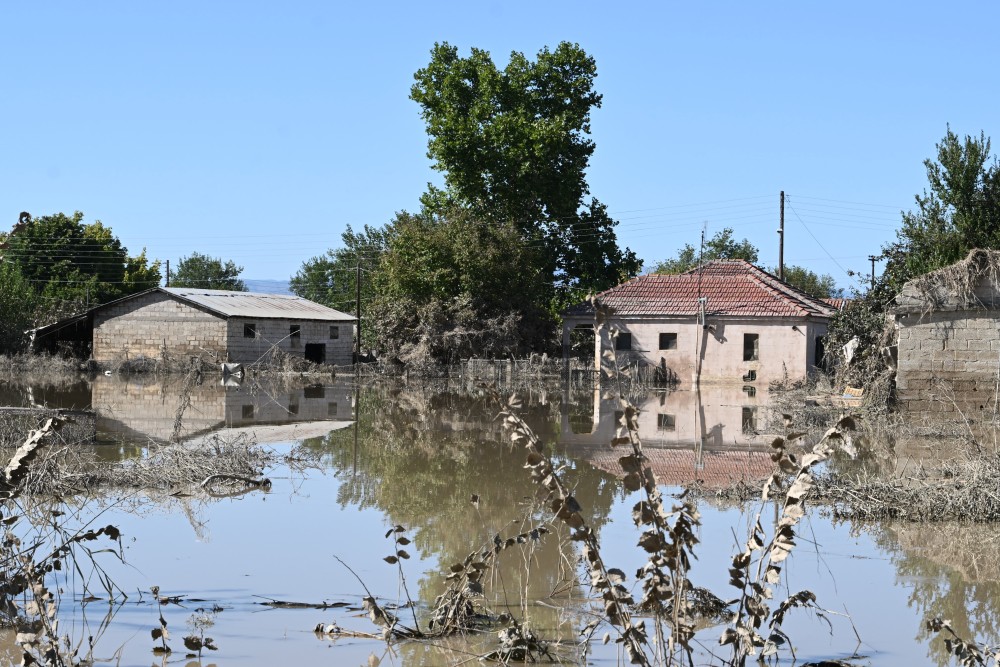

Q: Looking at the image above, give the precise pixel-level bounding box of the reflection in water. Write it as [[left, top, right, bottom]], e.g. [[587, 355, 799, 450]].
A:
[[309, 386, 620, 639], [875, 521, 1000, 667], [5, 375, 1000, 665], [560, 386, 775, 488], [91, 375, 355, 444]]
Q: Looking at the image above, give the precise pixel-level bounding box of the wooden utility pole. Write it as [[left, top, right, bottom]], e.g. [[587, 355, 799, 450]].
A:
[[165, 260, 170, 287], [778, 191, 785, 281], [869, 255, 877, 288], [355, 264, 362, 362]]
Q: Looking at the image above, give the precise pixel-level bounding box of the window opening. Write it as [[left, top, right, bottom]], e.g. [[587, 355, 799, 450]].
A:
[[615, 332, 632, 351], [742, 407, 758, 434], [659, 333, 677, 350], [290, 324, 301, 347], [243, 323, 257, 338], [657, 413, 676, 431], [743, 333, 759, 361]]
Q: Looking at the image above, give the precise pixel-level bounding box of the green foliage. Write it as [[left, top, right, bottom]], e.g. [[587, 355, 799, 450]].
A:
[[369, 209, 553, 363], [651, 228, 759, 274], [290, 223, 388, 341], [171, 252, 246, 291], [411, 41, 640, 301], [0, 211, 161, 330], [0, 263, 38, 352], [892, 126, 1000, 279], [773, 264, 840, 299], [828, 127, 1000, 387]]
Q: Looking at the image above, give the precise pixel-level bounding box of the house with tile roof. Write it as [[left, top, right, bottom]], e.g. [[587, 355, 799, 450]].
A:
[[562, 260, 836, 385]]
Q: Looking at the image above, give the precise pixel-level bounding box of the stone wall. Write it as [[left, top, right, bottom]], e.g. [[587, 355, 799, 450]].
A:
[[895, 310, 1000, 415], [93, 292, 227, 363]]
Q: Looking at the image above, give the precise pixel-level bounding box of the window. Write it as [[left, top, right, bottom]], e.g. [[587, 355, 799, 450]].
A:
[[243, 323, 257, 338], [289, 324, 301, 347], [329, 326, 340, 340], [743, 333, 759, 361], [288, 401, 299, 416], [327, 401, 338, 417], [659, 333, 677, 350], [242, 404, 254, 419], [742, 407, 758, 434], [304, 385, 325, 399], [615, 332, 632, 351], [657, 413, 676, 431]]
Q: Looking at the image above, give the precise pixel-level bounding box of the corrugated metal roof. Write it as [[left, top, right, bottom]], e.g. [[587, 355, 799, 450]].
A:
[[565, 260, 836, 319], [161, 288, 356, 321]]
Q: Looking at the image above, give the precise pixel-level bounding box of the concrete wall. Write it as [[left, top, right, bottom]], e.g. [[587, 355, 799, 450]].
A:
[[592, 316, 826, 386], [895, 310, 1000, 415], [560, 385, 769, 450], [93, 375, 356, 442], [225, 318, 354, 365], [92, 292, 354, 366], [93, 292, 227, 363]]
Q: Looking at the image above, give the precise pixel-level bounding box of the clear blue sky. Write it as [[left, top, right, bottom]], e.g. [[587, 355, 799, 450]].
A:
[[3, 2, 997, 295]]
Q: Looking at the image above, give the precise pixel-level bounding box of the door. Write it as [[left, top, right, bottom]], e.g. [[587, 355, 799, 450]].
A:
[[304, 343, 326, 364]]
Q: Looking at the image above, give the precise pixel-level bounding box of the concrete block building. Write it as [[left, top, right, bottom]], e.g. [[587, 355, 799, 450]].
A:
[[35, 288, 356, 366], [892, 249, 1000, 416], [562, 260, 836, 386]]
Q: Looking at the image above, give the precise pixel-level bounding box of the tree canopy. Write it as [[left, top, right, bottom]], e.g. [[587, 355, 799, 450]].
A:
[[0, 211, 161, 341], [651, 228, 759, 274], [828, 126, 1000, 385], [170, 252, 246, 291], [411, 41, 640, 302]]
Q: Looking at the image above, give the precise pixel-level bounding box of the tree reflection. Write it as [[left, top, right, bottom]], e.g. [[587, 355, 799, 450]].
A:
[[306, 385, 621, 623], [876, 521, 1000, 666]]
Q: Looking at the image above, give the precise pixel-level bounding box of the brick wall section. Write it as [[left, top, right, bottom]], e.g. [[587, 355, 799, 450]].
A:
[[93, 292, 227, 363], [226, 319, 354, 365], [896, 311, 1000, 415]]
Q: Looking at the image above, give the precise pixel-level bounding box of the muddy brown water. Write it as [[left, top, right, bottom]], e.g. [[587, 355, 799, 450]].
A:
[[0, 375, 993, 665]]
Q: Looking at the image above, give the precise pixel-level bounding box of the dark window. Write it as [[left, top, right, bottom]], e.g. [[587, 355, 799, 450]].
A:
[[243, 323, 257, 338], [304, 385, 325, 399], [327, 401, 338, 417], [659, 333, 677, 350], [615, 332, 632, 351], [657, 413, 676, 431], [743, 333, 759, 361], [288, 402, 299, 416], [290, 324, 301, 347], [742, 407, 758, 434], [330, 326, 340, 340], [241, 404, 254, 419]]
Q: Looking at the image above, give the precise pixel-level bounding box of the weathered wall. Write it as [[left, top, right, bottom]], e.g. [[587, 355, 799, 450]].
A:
[[594, 317, 826, 386], [225, 318, 354, 365], [93, 292, 226, 363], [560, 385, 768, 449], [895, 311, 1000, 415]]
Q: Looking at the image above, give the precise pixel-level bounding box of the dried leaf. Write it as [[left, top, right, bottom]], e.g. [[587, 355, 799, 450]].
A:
[[396, 550, 410, 560], [383, 556, 398, 565]]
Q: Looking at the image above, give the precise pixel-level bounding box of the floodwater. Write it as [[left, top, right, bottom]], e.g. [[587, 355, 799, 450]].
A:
[[0, 375, 996, 666]]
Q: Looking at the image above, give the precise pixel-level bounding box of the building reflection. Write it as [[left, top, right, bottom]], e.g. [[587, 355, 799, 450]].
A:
[[559, 385, 775, 488], [90, 375, 355, 444]]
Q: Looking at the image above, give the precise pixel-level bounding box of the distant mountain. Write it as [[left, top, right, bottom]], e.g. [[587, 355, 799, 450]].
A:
[[244, 279, 292, 295]]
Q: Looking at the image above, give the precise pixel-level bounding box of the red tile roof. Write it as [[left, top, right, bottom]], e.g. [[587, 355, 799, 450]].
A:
[[567, 260, 836, 319], [587, 447, 775, 489]]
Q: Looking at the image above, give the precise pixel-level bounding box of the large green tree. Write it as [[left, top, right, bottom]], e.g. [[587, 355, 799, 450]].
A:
[[290, 224, 388, 316], [828, 127, 1000, 385], [368, 209, 552, 364], [410, 41, 640, 304], [0, 262, 38, 352], [0, 211, 160, 323], [170, 252, 246, 291]]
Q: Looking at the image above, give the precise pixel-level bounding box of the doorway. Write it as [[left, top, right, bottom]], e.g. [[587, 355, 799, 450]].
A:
[[304, 343, 326, 364]]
